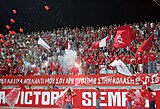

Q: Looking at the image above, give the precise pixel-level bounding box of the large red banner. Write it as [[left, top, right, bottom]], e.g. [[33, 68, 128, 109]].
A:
[[0, 74, 160, 86], [0, 89, 159, 109]]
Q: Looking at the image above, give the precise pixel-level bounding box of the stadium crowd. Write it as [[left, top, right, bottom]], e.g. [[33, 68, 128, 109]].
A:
[[0, 21, 160, 76]]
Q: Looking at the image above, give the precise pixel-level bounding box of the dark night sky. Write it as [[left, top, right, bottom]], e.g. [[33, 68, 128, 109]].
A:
[[0, 0, 159, 34]]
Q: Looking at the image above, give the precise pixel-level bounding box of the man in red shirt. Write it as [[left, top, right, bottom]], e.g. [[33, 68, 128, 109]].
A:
[[142, 52, 149, 73], [130, 58, 137, 74], [125, 52, 131, 71], [126, 89, 134, 109], [18, 81, 26, 90], [64, 88, 76, 109], [96, 88, 103, 109], [89, 54, 95, 74], [147, 87, 155, 109]]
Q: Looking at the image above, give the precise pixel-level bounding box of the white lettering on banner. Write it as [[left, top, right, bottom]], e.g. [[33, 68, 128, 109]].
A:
[[82, 92, 107, 107], [92, 92, 96, 106], [24, 78, 46, 85], [145, 76, 150, 84], [100, 92, 107, 106], [42, 92, 50, 105], [122, 92, 127, 107], [0, 90, 158, 108], [23, 79, 31, 84], [0, 78, 6, 84], [120, 92, 152, 108], [127, 77, 135, 84], [82, 92, 128, 107], [154, 76, 160, 83], [15, 91, 20, 104], [97, 78, 101, 84], [7, 78, 13, 84], [33, 79, 40, 84], [101, 77, 135, 85], [0, 91, 5, 104], [55, 78, 65, 84], [33, 91, 41, 104], [0, 91, 129, 107], [45, 78, 54, 84], [25, 91, 32, 104], [75, 78, 97, 85], [108, 92, 121, 107], [51, 92, 59, 105], [1, 74, 160, 85], [6, 78, 21, 84], [20, 91, 24, 104], [65, 78, 75, 84], [82, 92, 92, 106], [40, 78, 45, 84], [31, 79, 41, 84]]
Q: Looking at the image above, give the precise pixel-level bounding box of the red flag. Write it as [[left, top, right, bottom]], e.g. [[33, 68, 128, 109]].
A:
[[89, 35, 111, 51], [89, 40, 100, 50], [135, 34, 154, 57], [117, 25, 130, 30], [138, 34, 154, 53], [114, 30, 130, 48], [117, 25, 135, 41]]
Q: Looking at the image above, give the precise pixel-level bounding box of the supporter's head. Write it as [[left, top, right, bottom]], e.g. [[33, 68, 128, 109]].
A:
[[53, 84, 56, 88], [115, 56, 119, 60], [28, 85, 32, 89], [96, 87, 99, 92], [127, 89, 131, 93], [126, 52, 130, 55], [147, 87, 152, 92], [67, 89, 72, 96]]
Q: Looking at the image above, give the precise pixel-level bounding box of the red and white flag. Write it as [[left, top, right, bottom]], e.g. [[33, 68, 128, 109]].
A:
[[117, 25, 136, 41], [113, 30, 131, 48], [5, 88, 20, 108], [55, 88, 70, 108], [89, 35, 111, 51], [110, 59, 132, 76], [133, 90, 146, 109]]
